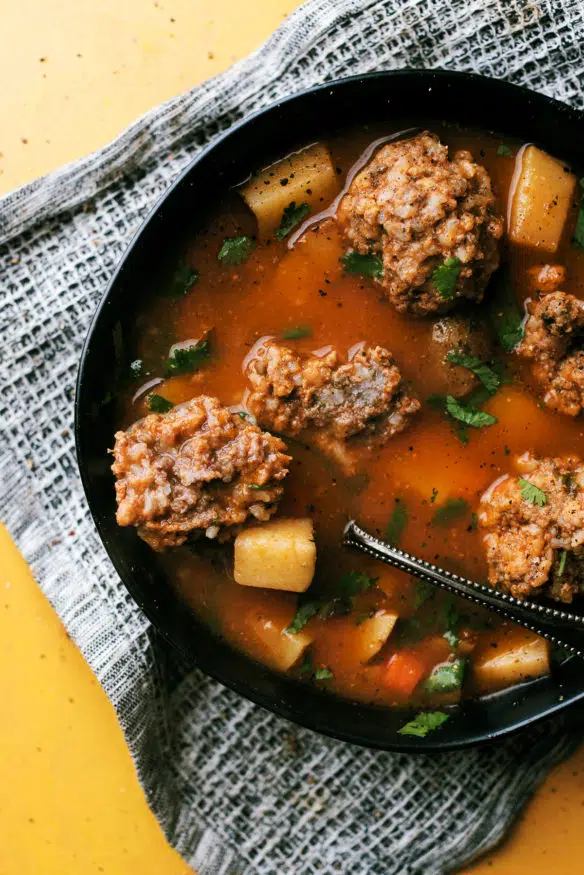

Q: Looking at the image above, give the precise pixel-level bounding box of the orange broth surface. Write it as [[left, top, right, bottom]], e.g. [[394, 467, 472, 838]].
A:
[[119, 123, 584, 709]]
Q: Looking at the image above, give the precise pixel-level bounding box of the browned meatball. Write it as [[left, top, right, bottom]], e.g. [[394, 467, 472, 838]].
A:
[[112, 395, 290, 551], [245, 342, 420, 474], [479, 453, 584, 602], [336, 132, 504, 315], [517, 291, 584, 416], [425, 315, 492, 397]]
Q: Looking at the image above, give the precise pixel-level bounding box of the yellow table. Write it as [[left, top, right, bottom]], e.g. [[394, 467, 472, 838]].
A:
[[1, 3, 582, 872]]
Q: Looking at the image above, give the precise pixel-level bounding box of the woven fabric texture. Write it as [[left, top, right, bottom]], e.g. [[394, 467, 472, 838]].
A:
[[1, 1, 584, 872]]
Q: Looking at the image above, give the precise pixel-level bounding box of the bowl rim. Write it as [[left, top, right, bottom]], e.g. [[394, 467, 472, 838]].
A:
[[75, 67, 584, 752]]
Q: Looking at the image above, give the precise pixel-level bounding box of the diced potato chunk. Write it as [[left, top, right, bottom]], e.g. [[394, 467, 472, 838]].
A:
[[353, 610, 398, 663], [472, 633, 550, 694], [243, 604, 313, 672], [509, 145, 576, 252], [241, 143, 339, 239], [234, 518, 316, 592]]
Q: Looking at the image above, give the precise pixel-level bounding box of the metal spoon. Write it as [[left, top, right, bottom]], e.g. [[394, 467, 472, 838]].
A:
[[343, 519, 584, 658]]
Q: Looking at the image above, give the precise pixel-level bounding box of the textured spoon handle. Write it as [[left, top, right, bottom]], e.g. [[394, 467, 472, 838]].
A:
[[343, 519, 584, 658]]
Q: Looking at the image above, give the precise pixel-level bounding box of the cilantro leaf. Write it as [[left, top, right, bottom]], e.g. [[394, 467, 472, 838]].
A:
[[166, 340, 210, 375], [398, 710, 450, 737], [275, 202, 311, 240], [573, 178, 584, 250], [432, 497, 469, 526], [168, 263, 200, 297], [336, 570, 376, 598], [518, 477, 547, 507], [384, 500, 408, 545], [558, 549, 568, 576], [424, 659, 465, 693], [147, 394, 174, 413], [281, 325, 312, 340], [286, 601, 321, 634], [314, 667, 334, 681], [218, 235, 255, 265], [445, 395, 498, 429], [487, 268, 525, 351], [442, 596, 460, 648], [446, 352, 502, 396], [497, 144, 513, 157], [341, 251, 383, 279], [299, 652, 314, 676], [414, 579, 434, 608], [432, 257, 461, 300]]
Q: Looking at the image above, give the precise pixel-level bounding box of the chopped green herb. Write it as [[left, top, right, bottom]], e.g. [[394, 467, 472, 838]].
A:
[[470, 512, 479, 530], [430, 487, 439, 504], [168, 264, 200, 296], [446, 351, 502, 396], [237, 411, 249, 419], [497, 144, 513, 157], [487, 268, 525, 351], [414, 579, 434, 608], [147, 394, 174, 413], [384, 500, 408, 545], [432, 497, 469, 527], [341, 251, 383, 279], [573, 178, 584, 250], [504, 445, 511, 456], [275, 201, 311, 240], [314, 667, 334, 681], [443, 597, 460, 649], [281, 325, 312, 340], [398, 710, 450, 738], [166, 340, 210, 376], [432, 256, 461, 300], [299, 652, 314, 676], [130, 359, 143, 378], [249, 483, 269, 491], [518, 477, 547, 507], [218, 235, 255, 265], [336, 570, 376, 598], [445, 395, 498, 429], [286, 601, 321, 634], [558, 549, 568, 576], [424, 659, 465, 693]]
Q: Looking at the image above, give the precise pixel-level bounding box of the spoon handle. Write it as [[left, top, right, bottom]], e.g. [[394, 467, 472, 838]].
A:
[[343, 519, 584, 658]]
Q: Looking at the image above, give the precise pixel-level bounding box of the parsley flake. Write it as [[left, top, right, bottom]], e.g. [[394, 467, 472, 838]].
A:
[[414, 579, 434, 608], [445, 395, 498, 429], [314, 667, 334, 681], [558, 549, 568, 576], [299, 652, 314, 676], [218, 235, 255, 265], [384, 500, 408, 545], [275, 202, 311, 240], [432, 257, 461, 300], [424, 659, 465, 693], [398, 710, 450, 737], [341, 251, 383, 279], [286, 571, 375, 635], [487, 268, 524, 351], [166, 339, 210, 376], [518, 477, 547, 507], [281, 325, 312, 340], [497, 144, 513, 157], [168, 263, 200, 296], [147, 394, 174, 413], [446, 351, 502, 396]]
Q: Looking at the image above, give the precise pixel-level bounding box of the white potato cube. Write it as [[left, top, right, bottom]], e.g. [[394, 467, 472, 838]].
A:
[[241, 143, 339, 239], [234, 518, 316, 592], [472, 634, 550, 693], [243, 605, 313, 672], [353, 610, 398, 663], [509, 145, 576, 252]]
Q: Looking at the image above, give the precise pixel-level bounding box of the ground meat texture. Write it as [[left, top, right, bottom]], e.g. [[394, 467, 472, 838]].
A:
[[245, 342, 420, 474], [479, 453, 584, 602], [112, 395, 290, 551], [336, 132, 504, 315], [518, 291, 584, 416]]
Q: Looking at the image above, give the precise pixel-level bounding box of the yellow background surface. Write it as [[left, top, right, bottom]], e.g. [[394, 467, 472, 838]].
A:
[[1, 2, 583, 872]]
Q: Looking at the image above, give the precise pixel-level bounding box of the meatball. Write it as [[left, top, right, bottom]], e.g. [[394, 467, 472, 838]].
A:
[[112, 395, 290, 551], [245, 342, 420, 474], [426, 315, 492, 397], [517, 291, 584, 416], [336, 132, 504, 315], [479, 453, 584, 602]]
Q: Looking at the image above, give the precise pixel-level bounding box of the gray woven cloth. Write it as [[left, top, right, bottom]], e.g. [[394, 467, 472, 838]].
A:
[[2, 1, 584, 872]]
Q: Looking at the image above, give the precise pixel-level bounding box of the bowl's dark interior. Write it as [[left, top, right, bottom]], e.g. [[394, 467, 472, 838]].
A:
[[75, 69, 584, 751]]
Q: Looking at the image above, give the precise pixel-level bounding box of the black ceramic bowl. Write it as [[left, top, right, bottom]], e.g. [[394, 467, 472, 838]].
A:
[[76, 69, 584, 751]]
